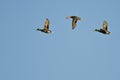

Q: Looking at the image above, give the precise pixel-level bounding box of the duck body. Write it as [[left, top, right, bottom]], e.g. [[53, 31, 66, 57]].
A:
[[66, 16, 81, 29], [95, 29, 110, 34], [37, 28, 52, 33], [36, 18, 52, 34], [95, 20, 110, 34]]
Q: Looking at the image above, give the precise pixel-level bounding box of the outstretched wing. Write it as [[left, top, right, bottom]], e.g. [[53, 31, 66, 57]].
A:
[[102, 20, 108, 31], [44, 18, 50, 30], [66, 16, 72, 19], [66, 16, 76, 19]]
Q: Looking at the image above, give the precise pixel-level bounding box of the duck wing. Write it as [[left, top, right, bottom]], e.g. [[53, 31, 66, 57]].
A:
[[66, 16, 71, 19], [44, 18, 50, 30], [66, 16, 77, 19], [102, 20, 108, 31]]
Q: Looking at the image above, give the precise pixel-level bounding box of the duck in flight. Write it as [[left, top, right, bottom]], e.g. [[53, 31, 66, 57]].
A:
[[66, 16, 81, 29], [36, 18, 52, 33], [95, 20, 110, 34]]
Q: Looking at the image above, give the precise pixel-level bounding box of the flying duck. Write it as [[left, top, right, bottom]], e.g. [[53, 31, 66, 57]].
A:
[[95, 20, 110, 34], [37, 18, 52, 33], [66, 16, 81, 29]]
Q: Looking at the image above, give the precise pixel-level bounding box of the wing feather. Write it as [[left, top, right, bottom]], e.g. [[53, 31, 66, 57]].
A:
[[44, 18, 50, 30], [102, 20, 108, 31]]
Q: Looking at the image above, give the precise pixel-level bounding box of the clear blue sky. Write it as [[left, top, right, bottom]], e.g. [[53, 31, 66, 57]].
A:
[[0, 0, 120, 80]]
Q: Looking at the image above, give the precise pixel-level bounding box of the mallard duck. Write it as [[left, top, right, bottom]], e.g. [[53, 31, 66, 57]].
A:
[[66, 16, 81, 29], [95, 20, 110, 34], [37, 18, 52, 33]]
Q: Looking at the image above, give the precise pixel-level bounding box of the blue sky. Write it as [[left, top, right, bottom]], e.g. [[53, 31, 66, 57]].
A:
[[0, 0, 120, 80]]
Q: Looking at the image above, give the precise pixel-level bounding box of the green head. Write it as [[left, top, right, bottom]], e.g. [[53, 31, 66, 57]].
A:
[[95, 29, 99, 32], [36, 28, 41, 31]]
